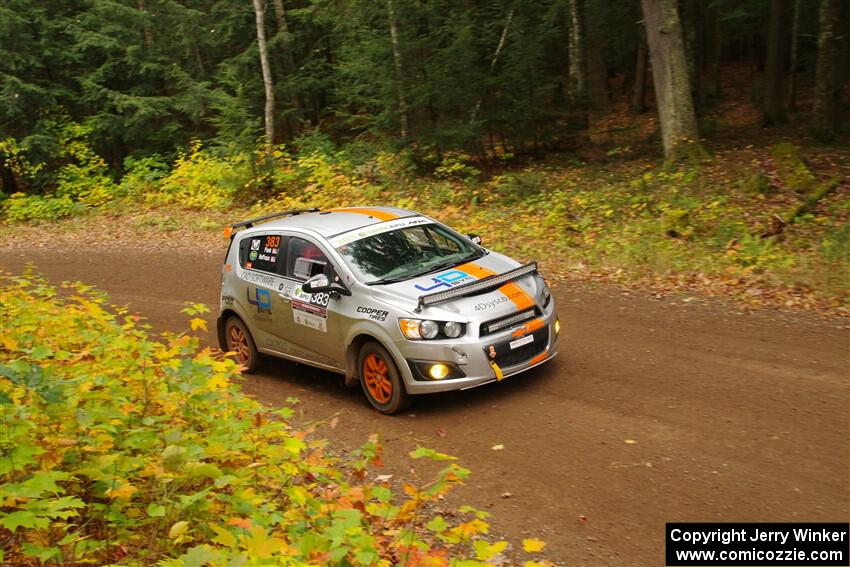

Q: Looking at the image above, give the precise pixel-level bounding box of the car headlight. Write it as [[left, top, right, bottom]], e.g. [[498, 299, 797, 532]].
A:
[[399, 319, 466, 340], [420, 320, 440, 339], [443, 321, 463, 338]]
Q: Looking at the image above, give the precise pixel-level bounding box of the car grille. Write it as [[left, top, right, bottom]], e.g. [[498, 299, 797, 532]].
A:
[[479, 307, 538, 337], [495, 328, 549, 368]]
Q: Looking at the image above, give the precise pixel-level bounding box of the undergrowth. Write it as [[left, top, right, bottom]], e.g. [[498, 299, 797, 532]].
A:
[[0, 274, 551, 565], [1, 132, 848, 309]]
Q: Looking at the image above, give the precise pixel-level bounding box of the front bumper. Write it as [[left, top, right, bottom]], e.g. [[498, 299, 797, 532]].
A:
[[396, 306, 560, 395]]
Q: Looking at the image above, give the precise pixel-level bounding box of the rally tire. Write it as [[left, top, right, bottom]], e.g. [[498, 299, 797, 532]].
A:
[[358, 341, 410, 415], [224, 316, 260, 373]]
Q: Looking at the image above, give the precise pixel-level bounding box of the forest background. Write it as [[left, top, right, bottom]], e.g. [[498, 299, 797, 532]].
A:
[[1, 0, 849, 310]]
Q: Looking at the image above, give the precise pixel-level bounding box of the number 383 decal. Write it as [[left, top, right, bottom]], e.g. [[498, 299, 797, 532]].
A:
[[310, 292, 330, 307]]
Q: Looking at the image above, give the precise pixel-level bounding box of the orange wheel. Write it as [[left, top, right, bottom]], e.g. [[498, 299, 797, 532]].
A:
[[363, 353, 393, 403], [358, 342, 409, 414], [224, 317, 259, 373]]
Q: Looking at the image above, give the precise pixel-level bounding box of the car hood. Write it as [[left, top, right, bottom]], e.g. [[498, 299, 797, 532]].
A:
[[368, 252, 542, 320]]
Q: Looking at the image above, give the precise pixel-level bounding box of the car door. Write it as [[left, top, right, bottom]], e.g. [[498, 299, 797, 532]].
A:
[[271, 234, 347, 370], [234, 232, 291, 352]]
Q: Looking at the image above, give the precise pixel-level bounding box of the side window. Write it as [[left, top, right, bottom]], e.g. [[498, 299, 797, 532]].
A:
[[239, 234, 283, 273], [286, 237, 330, 281]]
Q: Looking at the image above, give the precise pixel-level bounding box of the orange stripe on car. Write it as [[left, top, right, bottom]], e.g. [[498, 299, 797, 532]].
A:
[[459, 262, 535, 311], [331, 207, 399, 221], [529, 350, 549, 366], [511, 317, 545, 338]]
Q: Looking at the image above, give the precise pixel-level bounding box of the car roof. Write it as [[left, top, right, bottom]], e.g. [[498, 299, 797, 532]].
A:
[[240, 206, 420, 239]]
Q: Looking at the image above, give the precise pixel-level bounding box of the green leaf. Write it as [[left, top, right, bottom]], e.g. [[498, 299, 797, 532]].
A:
[[473, 539, 508, 560], [283, 436, 306, 455], [22, 542, 60, 562], [1, 510, 43, 531], [178, 545, 222, 567], [44, 496, 85, 518], [409, 446, 457, 461], [371, 486, 391, 502], [426, 515, 448, 533], [147, 503, 166, 517], [355, 549, 378, 565], [30, 345, 54, 360]]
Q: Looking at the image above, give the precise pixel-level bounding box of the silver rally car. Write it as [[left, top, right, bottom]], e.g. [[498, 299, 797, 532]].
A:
[[217, 206, 560, 414]]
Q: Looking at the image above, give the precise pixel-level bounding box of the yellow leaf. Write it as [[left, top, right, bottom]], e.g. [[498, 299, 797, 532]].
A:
[[190, 318, 208, 332], [169, 520, 190, 539], [210, 523, 237, 548], [207, 374, 229, 389], [245, 525, 285, 558], [106, 482, 138, 500], [624, 439, 637, 445], [523, 538, 547, 553]]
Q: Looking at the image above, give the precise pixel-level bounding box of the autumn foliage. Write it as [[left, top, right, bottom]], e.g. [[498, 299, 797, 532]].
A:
[[0, 274, 550, 565]]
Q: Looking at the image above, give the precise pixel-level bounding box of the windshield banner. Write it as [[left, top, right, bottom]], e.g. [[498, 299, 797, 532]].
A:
[[329, 216, 432, 247]]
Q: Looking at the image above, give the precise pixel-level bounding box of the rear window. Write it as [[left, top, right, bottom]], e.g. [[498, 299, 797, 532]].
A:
[[239, 234, 283, 273]]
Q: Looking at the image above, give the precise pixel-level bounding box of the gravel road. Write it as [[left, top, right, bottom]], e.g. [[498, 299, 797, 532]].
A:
[[3, 247, 847, 566]]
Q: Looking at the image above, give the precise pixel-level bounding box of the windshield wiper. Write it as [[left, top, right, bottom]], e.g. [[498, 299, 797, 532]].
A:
[[369, 265, 442, 286]]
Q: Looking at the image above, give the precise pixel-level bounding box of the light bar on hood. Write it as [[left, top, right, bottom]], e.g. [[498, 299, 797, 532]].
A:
[[415, 262, 538, 313]]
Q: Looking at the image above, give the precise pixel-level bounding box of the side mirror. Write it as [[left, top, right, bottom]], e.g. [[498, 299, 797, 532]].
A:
[[467, 233, 482, 245], [303, 273, 352, 296]]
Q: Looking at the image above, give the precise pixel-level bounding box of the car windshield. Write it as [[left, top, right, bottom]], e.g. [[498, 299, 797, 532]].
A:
[[335, 222, 484, 285]]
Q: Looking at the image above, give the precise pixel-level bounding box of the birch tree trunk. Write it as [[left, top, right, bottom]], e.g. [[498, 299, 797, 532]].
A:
[[566, 0, 585, 106], [386, 0, 408, 139], [812, 0, 841, 141], [763, 0, 788, 125], [641, 0, 704, 162], [470, 5, 514, 125], [252, 0, 275, 153]]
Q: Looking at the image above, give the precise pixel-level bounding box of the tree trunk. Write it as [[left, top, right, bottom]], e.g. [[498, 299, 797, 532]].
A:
[[632, 28, 648, 114], [271, 0, 302, 139], [641, 0, 704, 162], [252, 0, 275, 153], [585, 0, 608, 111], [0, 158, 19, 194], [566, 0, 585, 107], [812, 0, 841, 141], [136, 0, 154, 49], [386, 0, 408, 139], [787, 0, 801, 111], [707, 3, 722, 100], [680, 0, 701, 112], [470, 5, 514, 125], [763, 0, 788, 125]]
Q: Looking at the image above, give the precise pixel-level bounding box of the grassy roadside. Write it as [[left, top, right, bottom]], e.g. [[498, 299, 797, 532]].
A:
[[2, 138, 848, 317]]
